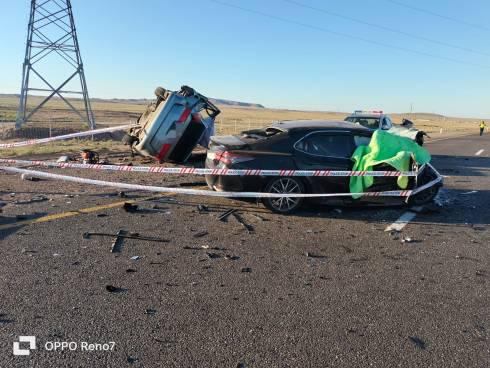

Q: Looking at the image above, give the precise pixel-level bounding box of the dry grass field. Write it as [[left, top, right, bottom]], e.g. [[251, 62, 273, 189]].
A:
[[0, 94, 485, 157]]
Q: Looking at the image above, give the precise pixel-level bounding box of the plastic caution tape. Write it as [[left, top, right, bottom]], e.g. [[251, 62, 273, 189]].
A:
[[0, 166, 414, 198], [0, 159, 417, 178], [0, 123, 136, 149]]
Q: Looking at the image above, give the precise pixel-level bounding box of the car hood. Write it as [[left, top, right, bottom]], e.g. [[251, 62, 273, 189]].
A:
[[387, 125, 422, 140]]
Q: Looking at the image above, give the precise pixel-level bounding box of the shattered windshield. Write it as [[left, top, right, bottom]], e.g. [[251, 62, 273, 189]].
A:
[[345, 116, 380, 129]]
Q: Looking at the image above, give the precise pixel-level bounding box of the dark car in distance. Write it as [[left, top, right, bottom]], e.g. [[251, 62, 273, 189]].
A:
[[205, 120, 442, 214]]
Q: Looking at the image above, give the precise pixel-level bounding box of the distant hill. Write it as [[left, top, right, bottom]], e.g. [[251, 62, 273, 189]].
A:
[[95, 97, 265, 109], [209, 98, 265, 109]]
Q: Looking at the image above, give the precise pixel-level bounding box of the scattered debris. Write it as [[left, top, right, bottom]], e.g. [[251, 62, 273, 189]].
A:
[[151, 204, 169, 211], [13, 195, 48, 205], [401, 236, 421, 244], [179, 182, 207, 187], [20, 173, 40, 181], [218, 208, 237, 222], [225, 255, 240, 261], [475, 270, 488, 277], [144, 309, 157, 315], [197, 204, 209, 213], [232, 212, 254, 233], [241, 267, 252, 273], [56, 155, 71, 163], [83, 231, 168, 243], [389, 231, 401, 240], [130, 256, 141, 261], [206, 252, 221, 259], [126, 356, 138, 364], [408, 336, 427, 350], [471, 225, 486, 231], [122, 202, 139, 213], [305, 252, 327, 259], [111, 230, 128, 253], [105, 285, 124, 293], [126, 269, 137, 273], [96, 213, 108, 218], [193, 230, 209, 238], [250, 213, 268, 222]]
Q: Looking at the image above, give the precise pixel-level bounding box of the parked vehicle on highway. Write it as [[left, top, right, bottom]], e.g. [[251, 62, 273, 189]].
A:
[[205, 120, 442, 214], [123, 85, 221, 163], [344, 110, 427, 146]]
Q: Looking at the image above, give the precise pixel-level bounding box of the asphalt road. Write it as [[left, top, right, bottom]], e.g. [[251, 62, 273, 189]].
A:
[[0, 133, 489, 368]]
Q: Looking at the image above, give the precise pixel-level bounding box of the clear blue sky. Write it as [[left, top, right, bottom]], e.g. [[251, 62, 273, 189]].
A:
[[1, 0, 489, 117]]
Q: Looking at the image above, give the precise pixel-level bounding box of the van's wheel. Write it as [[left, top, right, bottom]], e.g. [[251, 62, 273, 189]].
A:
[[262, 177, 305, 214]]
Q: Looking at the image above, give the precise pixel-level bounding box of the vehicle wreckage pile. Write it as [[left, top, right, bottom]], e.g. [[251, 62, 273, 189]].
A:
[[0, 86, 443, 215]]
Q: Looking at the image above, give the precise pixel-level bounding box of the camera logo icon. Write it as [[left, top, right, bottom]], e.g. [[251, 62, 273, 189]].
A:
[[13, 336, 36, 356]]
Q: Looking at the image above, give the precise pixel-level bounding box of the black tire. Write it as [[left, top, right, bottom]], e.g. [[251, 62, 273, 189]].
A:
[[262, 177, 305, 214]]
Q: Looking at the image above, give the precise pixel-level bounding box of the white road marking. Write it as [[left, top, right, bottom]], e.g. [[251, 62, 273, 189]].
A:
[[475, 149, 484, 156], [460, 190, 478, 195], [384, 211, 418, 232]]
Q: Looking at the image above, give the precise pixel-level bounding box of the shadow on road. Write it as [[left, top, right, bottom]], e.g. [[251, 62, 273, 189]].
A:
[[431, 155, 490, 177]]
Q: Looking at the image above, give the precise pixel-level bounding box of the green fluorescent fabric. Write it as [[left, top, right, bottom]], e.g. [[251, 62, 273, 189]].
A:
[[350, 130, 431, 198]]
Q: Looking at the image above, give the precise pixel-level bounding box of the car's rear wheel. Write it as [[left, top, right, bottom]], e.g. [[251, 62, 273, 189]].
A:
[[262, 177, 305, 214]]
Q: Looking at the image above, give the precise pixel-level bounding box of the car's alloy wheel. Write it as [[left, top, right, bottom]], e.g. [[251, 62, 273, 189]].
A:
[[263, 177, 305, 214]]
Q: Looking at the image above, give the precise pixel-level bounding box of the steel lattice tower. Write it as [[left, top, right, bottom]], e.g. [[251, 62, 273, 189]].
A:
[[16, 0, 95, 129]]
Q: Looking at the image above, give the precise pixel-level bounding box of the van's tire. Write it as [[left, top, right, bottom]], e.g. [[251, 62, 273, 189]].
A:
[[262, 177, 305, 214]]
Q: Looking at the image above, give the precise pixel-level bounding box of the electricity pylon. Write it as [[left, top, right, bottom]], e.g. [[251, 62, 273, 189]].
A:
[[16, 0, 95, 129]]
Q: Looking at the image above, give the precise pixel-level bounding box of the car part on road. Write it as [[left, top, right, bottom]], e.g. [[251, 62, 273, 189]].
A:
[[197, 204, 209, 213], [305, 252, 327, 259], [232, 212, 254, 233], [218, 208, 238, 221], [124, 85, 220, 163], [13, 195, 49, 205], [20, 173, 40, 181], [122, 202, 139, 213], [193, 230, 209, 238], [111, 229, 128, 253], [82, 232, 169, 243], [105, 285, 125, 293]]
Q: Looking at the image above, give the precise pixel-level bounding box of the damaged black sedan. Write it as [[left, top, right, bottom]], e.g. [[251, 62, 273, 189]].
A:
[[205, 120, 442, 214]]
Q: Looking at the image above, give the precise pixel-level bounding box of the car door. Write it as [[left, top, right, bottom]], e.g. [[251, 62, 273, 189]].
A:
[[293, 131, 356, 193]]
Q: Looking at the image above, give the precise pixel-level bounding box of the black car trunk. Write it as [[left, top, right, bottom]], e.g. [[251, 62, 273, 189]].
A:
[[209, 135, 250, 150]]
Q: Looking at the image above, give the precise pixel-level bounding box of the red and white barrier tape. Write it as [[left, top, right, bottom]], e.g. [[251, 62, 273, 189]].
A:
[[0, 166, 414, 198], [0, 123, 136, 149], [0, 159, 417, 177]]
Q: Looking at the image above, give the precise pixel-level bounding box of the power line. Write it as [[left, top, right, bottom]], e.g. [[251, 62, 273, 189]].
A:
[[385, 0, 490, 32], [284, 0, 489, 57], [208, 0, 490, 69]]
